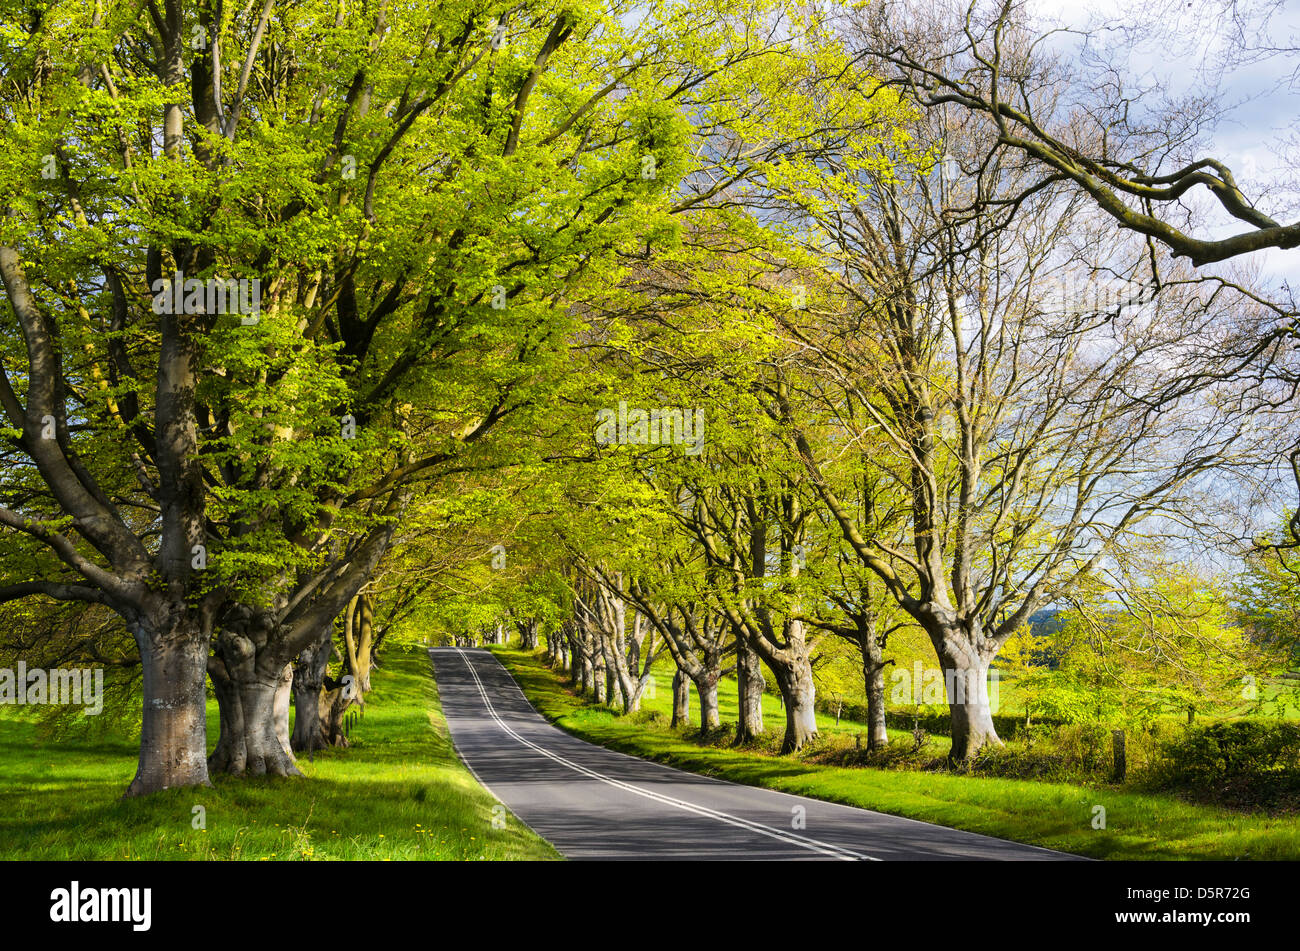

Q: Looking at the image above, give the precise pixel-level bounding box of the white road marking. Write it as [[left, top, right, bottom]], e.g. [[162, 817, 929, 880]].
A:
[[448, 647, 880, 861]]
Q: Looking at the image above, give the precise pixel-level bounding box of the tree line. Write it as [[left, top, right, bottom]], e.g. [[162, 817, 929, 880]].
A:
[[1, 0, 1297, 795]]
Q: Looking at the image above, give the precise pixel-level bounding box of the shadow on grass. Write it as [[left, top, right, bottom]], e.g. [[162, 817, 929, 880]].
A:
[[0, 649, 558, 861]]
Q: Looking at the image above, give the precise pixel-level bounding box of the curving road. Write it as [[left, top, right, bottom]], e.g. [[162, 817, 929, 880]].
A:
[[430, 647, 1083, 861]]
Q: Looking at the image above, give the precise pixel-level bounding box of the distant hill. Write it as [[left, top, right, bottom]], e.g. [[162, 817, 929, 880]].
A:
[[1028, 608, 1063, 637]]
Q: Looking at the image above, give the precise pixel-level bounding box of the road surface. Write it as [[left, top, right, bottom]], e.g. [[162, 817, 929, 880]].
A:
[[430, 647, 1082, 861]]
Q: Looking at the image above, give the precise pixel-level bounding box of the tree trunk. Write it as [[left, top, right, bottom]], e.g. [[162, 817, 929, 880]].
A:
[[272, 663, 294, 755], [671, 668, 691, 727], [773, 655, 818, 753], [941, 652, 1001, 761], [343, 594, 374, 695], [566, 635, 580, 683], [694, 670, 720, 732], [320, 685, 350, 748], [238, 667, 299, 776], [207, 655, 244, 775], [129, 625, 211, 796], [864, 657, 890, 750], [208, 630, 303, 777], [734, 638, 765, 743], [564, 628, 578, 675], [292, 626, 332, 753], [591, 654, 605, 702], [604, 662, 618, 707]]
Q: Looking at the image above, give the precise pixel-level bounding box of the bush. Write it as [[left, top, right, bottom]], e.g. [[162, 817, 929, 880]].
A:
[[811, 697, 1064, 740], [968, 747, 1073, 781], [880, 710, 1051, 740], [1021, 723, 1053, 750], [856, 737, 940, 770], [1163, 720, 1300, 781], [1054, 723, 1113, 774]]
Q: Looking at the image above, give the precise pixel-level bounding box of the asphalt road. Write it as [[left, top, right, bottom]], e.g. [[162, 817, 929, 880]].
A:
[[430, 646, 1082, 861]]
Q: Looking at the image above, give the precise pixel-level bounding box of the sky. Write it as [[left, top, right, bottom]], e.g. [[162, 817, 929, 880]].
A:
[[1030, 0, 1300, 285], [1021, 1, 1299, 569]]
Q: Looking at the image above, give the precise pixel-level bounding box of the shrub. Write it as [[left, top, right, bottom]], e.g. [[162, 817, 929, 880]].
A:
[[1053, 722, 1113, 773], [862, 737, 938, 770], [1021, 723, 1053, 751], [1163, 720, 1300, 781], [881, 710, 1046, 739], [969, 747, 1073, 781]]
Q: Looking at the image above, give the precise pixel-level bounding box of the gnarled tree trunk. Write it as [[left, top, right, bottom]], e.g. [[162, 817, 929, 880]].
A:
[[693, 669, 720, 732], [768, 641, 818, 754], [228, 667, 298, 776], [734, 638, 765, 743], [291, 625, 332, 753], [671, 668, 691, 727], [931, 624, 1002, 761], [343, 594, 374, 694], [320, 683, 351, 748], [516, 617, 540, 651], [207, 627, 302, 777], [941, 658, 1000, 760], [207, 654, 243, 774], [129, 618, 211, 796]]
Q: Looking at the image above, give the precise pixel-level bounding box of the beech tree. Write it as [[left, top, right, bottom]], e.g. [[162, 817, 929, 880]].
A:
[[627, 562, 735, 733], [760, 64, 1259, 756], [0, 0, 762, 793], [852, 0, 1300, 558]]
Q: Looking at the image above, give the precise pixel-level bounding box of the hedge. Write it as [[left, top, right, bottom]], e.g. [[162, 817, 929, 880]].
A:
[[812, 696, 1056, 739]]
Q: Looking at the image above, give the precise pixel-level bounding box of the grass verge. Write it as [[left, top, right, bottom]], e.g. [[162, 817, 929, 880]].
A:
[[495, 646, 1300, 860], [0, 648, 559, 860]]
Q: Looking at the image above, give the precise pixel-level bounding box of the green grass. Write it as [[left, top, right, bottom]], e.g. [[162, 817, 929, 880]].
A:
[[496, 646, 1300, 860], [0, 648, 559, 861]]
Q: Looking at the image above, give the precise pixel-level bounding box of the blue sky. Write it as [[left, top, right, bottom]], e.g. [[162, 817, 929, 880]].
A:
[[1033, 0, 1299, 284]]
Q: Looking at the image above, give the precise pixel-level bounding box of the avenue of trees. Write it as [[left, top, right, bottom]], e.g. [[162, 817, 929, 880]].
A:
[[2, 0, 1298, 795]]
